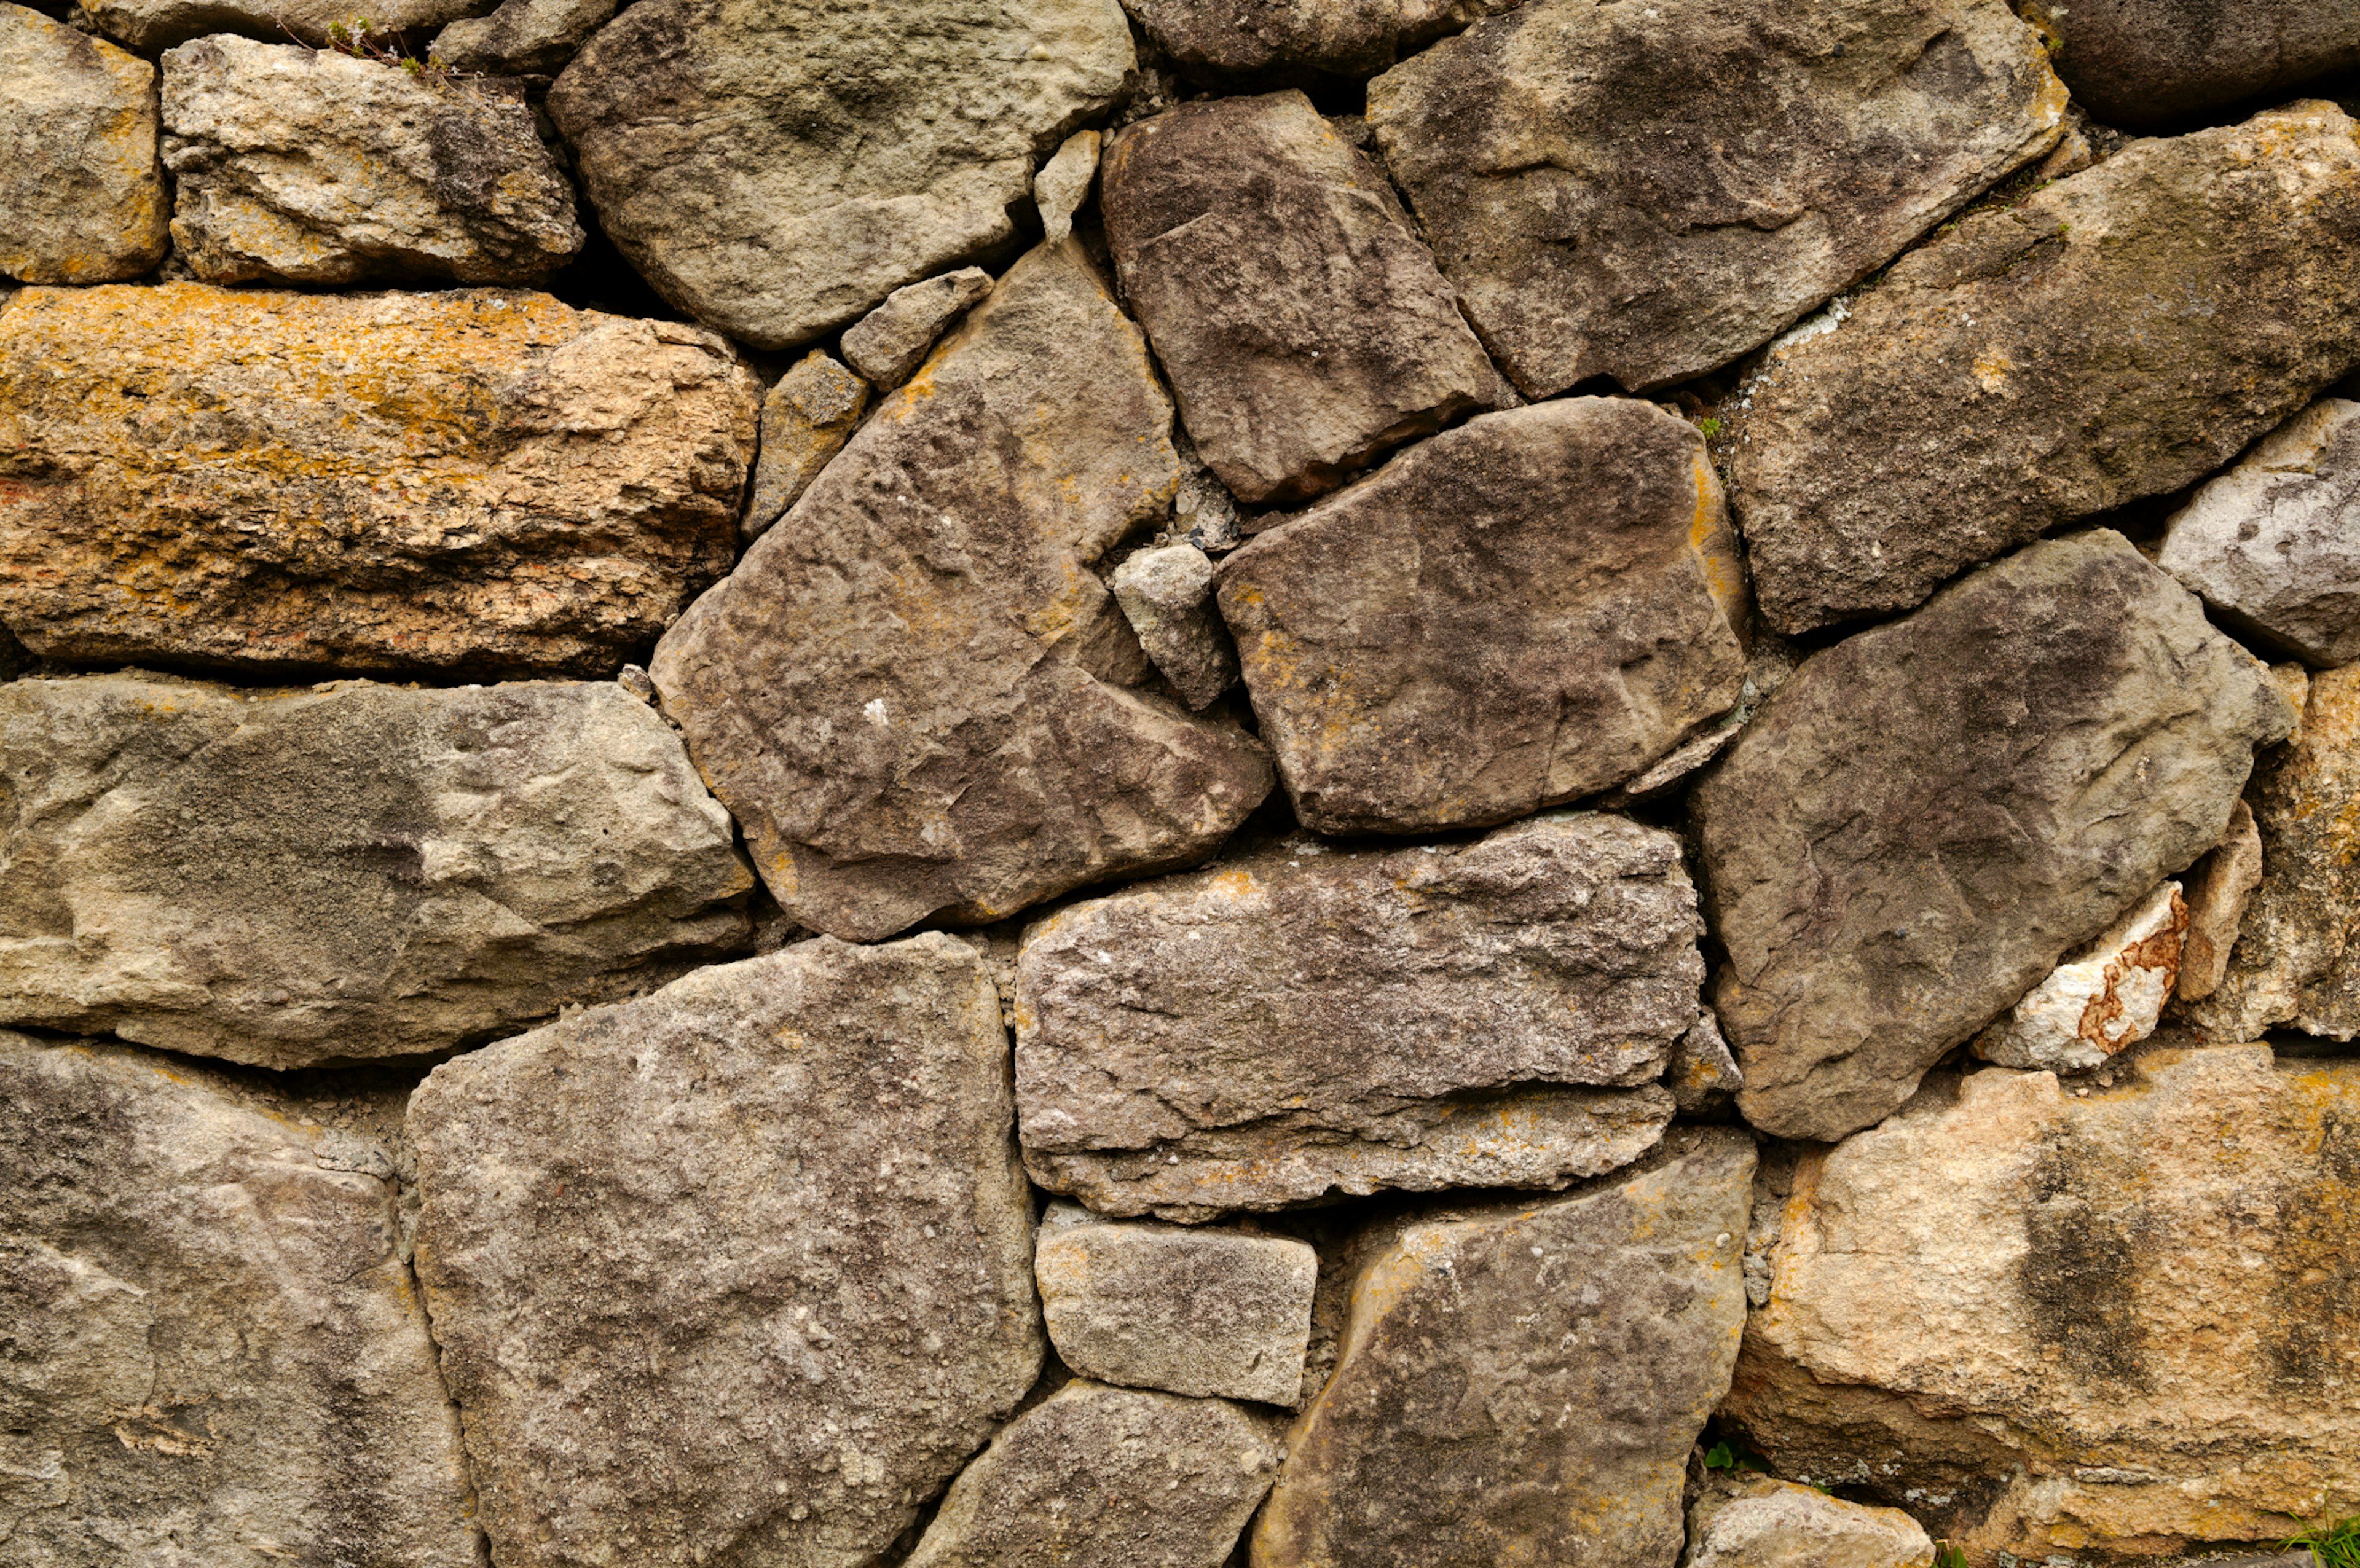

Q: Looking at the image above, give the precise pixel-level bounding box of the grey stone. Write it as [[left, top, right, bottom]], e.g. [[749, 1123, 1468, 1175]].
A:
[[1015, 813, 1694, 1219], [548, 0, 1133, 349], [1034, 128, 1098, 246], [1723, 102, 2360, 635], [2019, 0, 2360, 130], [840, 266, 994, 387], [2159, 398, 2360, 668], [1103, 90, 1503, 503], [82, 0, 493, 51], [1111, 543, 1238, 710], [1667, 1008, 1744, 1114], [650, 242, 1273, 943], [1682, 1476, 1934, 1568], [1171, 431, 1243, 552], [1034, 1208, 1316, 1403], [1216, 398, 1746, 834], [0, 1032, 479, 1567], [742, 348, 870, 541], [430, 0, 616, 77], [1694, 531, 2291, 1142], [902, 1379, 1283, 1568], [0, 4, 168, 284], [1120, 0, 1509, 78], [409, 935, 1041, 1568], [2177, 799, 2263, 1004], [0, 673, 752, 1068], [1251, 1128, 1757, 1568], [1366, 0, 2066, 398]]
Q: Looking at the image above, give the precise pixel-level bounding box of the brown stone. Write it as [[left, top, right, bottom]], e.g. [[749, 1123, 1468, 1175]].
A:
[[741, 348, 868, 542], [1119, 0, 1508, 78], [2176, 799, 2263, 1004], [0, 4, 169, 284], [2019, 0, 2360, 130]]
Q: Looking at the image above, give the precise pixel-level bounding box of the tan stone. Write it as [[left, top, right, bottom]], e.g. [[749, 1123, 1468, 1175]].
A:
[[0, 4, 168, 284], [2177, 799, 2263, 1003], [1683, 1476, 1934, 1568], [741, 348, 868, 541]]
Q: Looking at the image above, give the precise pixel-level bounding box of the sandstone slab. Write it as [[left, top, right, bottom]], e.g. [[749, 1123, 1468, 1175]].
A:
[[1111, 543, 1236, 710], [742, 349, 869, 541], [431, 0, 616, 77], [1724, 103, 2360, 635], [651, 242, 1272, 943], [0, 5, 169, 284], [1015, 814, 1693, 1218], [1253, 1128, 1756, 1568], [86, 0, 492, 48], [1121, 0, 1504, 77], [0, 1032, 478, 1567], [1366, 0, 2064, 398], [0, 283, 755, 678], [1694, 531, 2289, 1141], [1218, 398, 1745, 834], [410, 935, 1040, 1568], [549, 0, 1133, 349], [2177, 799, 2263, 1005], [1683, 1476, 1934, 1568], [1103, 91, 1501, 504], [1973, 880, 2185, 1075], [1726, 1044, 2360, 1563], [2019, 0, 2360, 130], [0, 673, 752, 1068]]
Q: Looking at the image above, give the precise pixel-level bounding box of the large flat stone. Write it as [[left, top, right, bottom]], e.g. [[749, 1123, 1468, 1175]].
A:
[[2020, 0, 2360, 129], [1693, 532, 2289, 1142], [0, 673, 752, 1068], [1119, 0, 1505, 77], [1015, 814, 1693, 1219], [0, 283, 757, 678], [1723, 102, 2360, 635], [651, 242, 1272, 943], [410, 935, 1042, 1568], [1217, 398, 1745, 834], [1366, 0, 2064, 398], [82, 0, 494, 50], [548, 0, 1133, 349], [0, 4, 169, 284]]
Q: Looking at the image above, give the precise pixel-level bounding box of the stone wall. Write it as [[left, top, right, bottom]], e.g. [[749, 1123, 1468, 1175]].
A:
[[3, 2, 2358, 1566]]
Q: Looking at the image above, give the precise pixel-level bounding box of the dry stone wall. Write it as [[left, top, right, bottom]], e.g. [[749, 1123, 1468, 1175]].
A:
[[3, 2, 2359, 1566]]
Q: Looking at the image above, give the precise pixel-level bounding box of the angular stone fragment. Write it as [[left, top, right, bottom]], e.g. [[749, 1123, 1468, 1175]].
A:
[[840, 266, 994, 387], [1219, 398, 1745, 833], [1694, 532, 2289, 1141], [1035, 1207, 1316, 1403], [1725, 103, 2360, 635], [2178, 799, 2263, 1004], [162, 38, 581, 287], [1112, 543, 1237, 710], [903, 1380, 1283, 1568], [0, 673, 752, 1068], [1367, 0, 2064, 399], [1667, 1008, 1744, 1113], [0, 1032, 479, 1568], [742, 348, 868, 541], [549, 0, 1133, 348], [431, 0, 616, 77], [2159, 398, 2360, 668], [1017, 814, 1694, 1218], [1683, 1476, 1934, 1568], [1103, 91, 1501, 503], [652, 243, 1273, 942], [0, 6, 169, 284], [1973, 880, 2185, 1075], [1171, 431, 1243, 552], [1122, 0, 1504, 77], [84, 0, 491, 49], [410, 935, 1040, 1568], [1034, 128, 1099, 246], [2019, 0, 2360, 130], [0, 283, 756, 678], [1253, 1129, 1756, 1568], [1725, 1045, 2360, 1563]]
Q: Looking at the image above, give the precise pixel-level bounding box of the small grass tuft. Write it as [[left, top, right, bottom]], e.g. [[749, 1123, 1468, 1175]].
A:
[[1932, 1543, 1969, 1568], [2287, 1513, 2360, 1567]]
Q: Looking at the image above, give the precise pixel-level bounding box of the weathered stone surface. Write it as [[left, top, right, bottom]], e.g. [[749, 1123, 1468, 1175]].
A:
[[1682, 1476, 1934, 1568], [1724, 103, 2360, 635], [902, 1379, 1283, 1568], [410, 935, 1041, 1568], [0, 6, 168, 284], [84, 0, 494, 55], [1973, 880, 2185, 1075], [0, 673, 752, 1068], [1725, 1045, 2360, 1563], [2019, 0, 2360, 130], [1694, 531, 2289, 1142], [2177, 799, 2262, 1004], [1667, 1008, 1744, 1114], [742, 349, 869, 541], [1122, 0, 1504, 77], [840, 267, 994, 387], [549, 0, 1133, 349], [1034, 1207, 1316, 1403], [1171, 431, 1243, 552], [1103, 91, 1501, 504], [0, 1033, 479, 1567], [1112, 543, 1237, 710], [1253, 1129, 1756, 1568], [431, 0, 616, 77], [0, 283, 757, 678], [1016, 814, 1693, 1218], [162, 39, 581, 287], [651, 242, 1273, 943], [1366, 0, 2064, 399], [2159, 398, 2360, 669], [1034, 128, 1098, 245], [1218, 398, 1745, 834]]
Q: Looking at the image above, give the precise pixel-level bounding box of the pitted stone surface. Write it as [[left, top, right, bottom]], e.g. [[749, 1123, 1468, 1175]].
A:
[[0, 5, 169, 284]]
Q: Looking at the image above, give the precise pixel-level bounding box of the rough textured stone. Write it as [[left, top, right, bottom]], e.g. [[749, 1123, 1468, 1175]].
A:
[[1694, 531, 2289, 1142], [84, 0, 495, 55], [2177, 799, 2262, 1004], [1725, 1045, 2360, 1564], [410, 935, 1041, 1568], [1111, 543, 1237, 710], [1723, 103, 2360, 635], [0, 1033, 479, 1567], [1171, 431, 1243, 551], [1973, 880, 2185, 1075], [1218, 398, 1745, 834], [1253, 1128, 1756, 1568], [0, 6, 168, 284], [162, 39, 580, 288], [1366, 0, 2065, 399], [0, 283, 757, 679], [2159, 398, 2360, 669], [902, 1379, 1283, 1568], [742, 349, 869, 542], [651, 242, 1273, 943], [840, 267, 994, 387], [1682, 1476, 1934, 1568], [0, 673, 752, 1068], [1667, 1009, 1744, 1114], [1034, 1207, 1316, 1403], [1121, 0, 1505, 77], [2018, 0, 2360, 130], [1016, 814, 1693, 1218], [431, 0, 616, 77], [1034, 128, 1098, 246], [549, 0, 1133, 349], [1103, 91, 1502, 504]]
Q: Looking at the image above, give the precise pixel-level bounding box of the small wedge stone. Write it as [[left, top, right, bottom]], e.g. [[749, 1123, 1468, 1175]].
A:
[[840, 266, 994, 386], [2177, 800, 2264, 1004], [1973, 882, 2186, 1075], [741, 349, 868, 541], [1035, 128, 1099, 245], [1112, 543, 1238, 710]]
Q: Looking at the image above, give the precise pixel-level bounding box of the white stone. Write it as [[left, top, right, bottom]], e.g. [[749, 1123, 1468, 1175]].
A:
[[1683, 1476, 1935, 1568], [1974, 880, 2185, 1073]]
